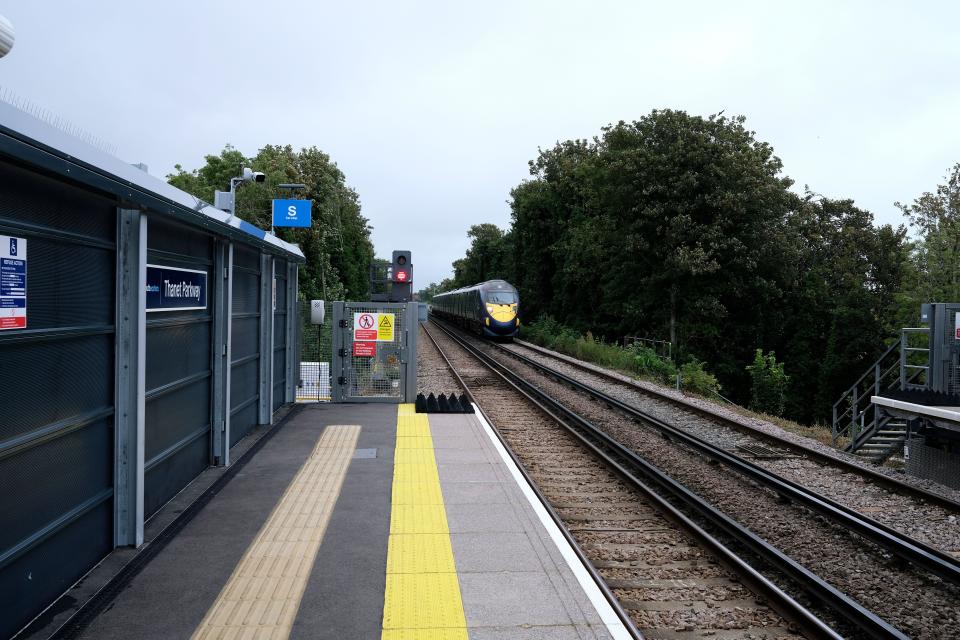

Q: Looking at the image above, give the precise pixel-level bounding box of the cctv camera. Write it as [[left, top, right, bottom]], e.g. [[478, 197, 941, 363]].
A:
[[240, 167, 266, 183], [0, 15, 14, 58]]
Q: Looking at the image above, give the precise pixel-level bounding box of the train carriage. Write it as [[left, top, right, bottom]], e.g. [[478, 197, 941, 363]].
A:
[[431, 279, 520, 340]]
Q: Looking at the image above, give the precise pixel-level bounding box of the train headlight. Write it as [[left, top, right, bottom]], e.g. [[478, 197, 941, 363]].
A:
[[486, 305, 494, 314]]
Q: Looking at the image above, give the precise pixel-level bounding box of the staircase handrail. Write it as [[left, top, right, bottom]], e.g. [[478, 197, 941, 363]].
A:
[[831, 340, 899, 415]]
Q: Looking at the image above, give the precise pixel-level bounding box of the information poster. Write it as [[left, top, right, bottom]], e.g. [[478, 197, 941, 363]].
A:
[[0, 235, 26, 330]]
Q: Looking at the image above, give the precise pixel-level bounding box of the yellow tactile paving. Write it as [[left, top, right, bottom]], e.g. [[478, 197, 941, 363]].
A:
[[395, 435, 434, 449], [383, 573, 467, 628], [397, 421, 432, 437], [387, 534, 457, 573], [392, 462, 440, 485], [394, 447, 438, 465], [192, 425, 360, 640], [390, 504, 450, 534], [382, 630, 470, 640], [382, 406, 467, 639], [392, 481, 444, 505]]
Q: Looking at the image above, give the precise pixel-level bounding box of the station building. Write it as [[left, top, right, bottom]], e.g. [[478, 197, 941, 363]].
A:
[[0, 102, 303, 638]]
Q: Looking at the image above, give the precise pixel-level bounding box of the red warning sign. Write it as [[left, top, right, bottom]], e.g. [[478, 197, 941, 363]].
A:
[[0, 316, 26, 330], [353, 341, 377, 357], [355, 329, 377, 341]]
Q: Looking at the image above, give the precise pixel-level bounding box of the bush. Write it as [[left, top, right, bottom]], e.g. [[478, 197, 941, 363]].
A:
[[745, 349, 789, 416], [679, 358, 720, 396], [630, 344, 677, 383], [525, 316, 679, 384]]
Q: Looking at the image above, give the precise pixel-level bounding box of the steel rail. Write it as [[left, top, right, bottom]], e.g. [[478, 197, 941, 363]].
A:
[[514, 338, 960, 512], [418, 324, 645, 640], [476, 331, 960, 588], [428, 322, 894, 640]]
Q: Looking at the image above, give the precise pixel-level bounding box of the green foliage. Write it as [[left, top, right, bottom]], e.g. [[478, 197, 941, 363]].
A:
[[444, 109, 919, 425], [523, 315, 724, 397], [167, 144, 374, 303], [897, 163, 960, 304], [678, 359, 720, 397], [452, 223, 513, 287], [746, 350, 789, 416], [629, 343, 678, 382]]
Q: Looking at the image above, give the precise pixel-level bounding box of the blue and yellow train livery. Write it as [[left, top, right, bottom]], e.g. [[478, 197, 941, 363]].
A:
[[431, 279, 520, 340]]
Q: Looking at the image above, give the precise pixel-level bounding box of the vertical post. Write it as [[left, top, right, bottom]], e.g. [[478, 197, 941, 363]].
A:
[[257, 254, 274, 424], [269, 259, 276, 415], [832, 404, 838, 446], [114, 209, 146, 547], [850, 383, 858, 439], [404, 302, 418, 402], [222, 243, 234, 465], [211, 240, 228, 465], [331, 302, 345, 403], [900, 330, 908, 391], [285, 262, 297, 403]]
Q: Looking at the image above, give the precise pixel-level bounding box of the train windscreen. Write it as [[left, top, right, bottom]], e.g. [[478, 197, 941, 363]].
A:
[[486, 291, 518, 304]]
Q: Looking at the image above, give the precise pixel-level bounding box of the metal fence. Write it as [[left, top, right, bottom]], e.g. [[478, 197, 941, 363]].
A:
[[906, 435, 960, 490], [624, 335, 672, 361], [298, 300, 333, 401]]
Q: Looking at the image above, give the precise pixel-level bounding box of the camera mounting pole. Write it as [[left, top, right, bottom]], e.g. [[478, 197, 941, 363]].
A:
[[215, 167, 265, 223]]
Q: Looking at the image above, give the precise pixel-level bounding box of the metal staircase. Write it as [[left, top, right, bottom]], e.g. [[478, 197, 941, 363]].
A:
[[831, 328, 929, 463]]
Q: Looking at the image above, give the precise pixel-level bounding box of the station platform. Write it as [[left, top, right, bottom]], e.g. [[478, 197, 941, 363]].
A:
[[54, 402, 626, 640]]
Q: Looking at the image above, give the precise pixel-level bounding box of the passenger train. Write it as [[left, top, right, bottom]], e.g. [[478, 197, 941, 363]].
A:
[[431, 279, 520, 340]]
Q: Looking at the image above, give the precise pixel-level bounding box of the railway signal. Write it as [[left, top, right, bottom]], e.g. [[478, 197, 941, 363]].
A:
[[391, 250, 412, 285]]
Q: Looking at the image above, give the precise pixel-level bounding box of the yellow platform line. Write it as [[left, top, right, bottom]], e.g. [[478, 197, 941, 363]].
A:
[[192, 424, 361, 640], [382, 406, 468, 640]]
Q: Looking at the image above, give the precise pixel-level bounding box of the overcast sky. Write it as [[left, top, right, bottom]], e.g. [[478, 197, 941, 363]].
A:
[[1, 1, 958, 286]]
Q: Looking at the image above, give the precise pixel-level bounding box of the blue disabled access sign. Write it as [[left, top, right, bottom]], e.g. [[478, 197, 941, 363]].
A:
[[146, 264, 208, 312], [272, 199, 312, 228]]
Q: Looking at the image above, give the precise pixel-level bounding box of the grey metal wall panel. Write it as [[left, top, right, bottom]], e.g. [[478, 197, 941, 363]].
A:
[[0, 501, 112, 640], [230, 246, 260, 445], [145, 320, 213, 391], [144, 216, 212, 518], [0, 335, 113, 442], [0, 158, 115, 640]]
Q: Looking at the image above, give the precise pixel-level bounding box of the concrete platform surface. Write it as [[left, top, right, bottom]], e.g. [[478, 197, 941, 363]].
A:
[[58, 402, 624, 640]]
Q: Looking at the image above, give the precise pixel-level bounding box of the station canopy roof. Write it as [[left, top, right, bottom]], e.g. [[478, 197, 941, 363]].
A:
[[0, 100, 305, 262]]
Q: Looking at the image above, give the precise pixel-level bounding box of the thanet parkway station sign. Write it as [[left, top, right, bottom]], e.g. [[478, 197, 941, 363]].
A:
[[146, 264, 208, 312]]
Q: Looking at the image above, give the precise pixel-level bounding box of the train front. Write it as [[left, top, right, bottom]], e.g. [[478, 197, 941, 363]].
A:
[[481, 283, 519, 339]]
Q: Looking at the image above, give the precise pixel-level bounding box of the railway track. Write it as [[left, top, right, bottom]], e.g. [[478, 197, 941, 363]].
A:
[[499, 338, 960, 559], [427, 319, 960, 638], [421, 322, 866, 639]]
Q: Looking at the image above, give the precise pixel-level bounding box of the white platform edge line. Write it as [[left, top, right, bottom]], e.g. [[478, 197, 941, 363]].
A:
[[471, 404, 632, 639]]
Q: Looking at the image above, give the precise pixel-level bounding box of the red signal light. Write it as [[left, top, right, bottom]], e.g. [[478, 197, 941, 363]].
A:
[[395, 269, 409, 283]]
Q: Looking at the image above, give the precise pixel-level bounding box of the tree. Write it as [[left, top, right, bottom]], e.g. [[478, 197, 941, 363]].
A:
[[746, 350, 789, 416], [168, 144, 374, 302], [451, 224, 512, 287], [444, 110, 918, 426], [897, 163, 960, 303], [416, 281, 446, 302]]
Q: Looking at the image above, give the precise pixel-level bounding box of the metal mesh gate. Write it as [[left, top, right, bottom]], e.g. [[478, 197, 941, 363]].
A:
[[331, 302, 417, 403]]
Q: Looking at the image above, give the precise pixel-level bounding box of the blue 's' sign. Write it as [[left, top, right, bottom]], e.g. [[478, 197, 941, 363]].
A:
[[146, 265, 208, 312], [272, 199, 312, 228]]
